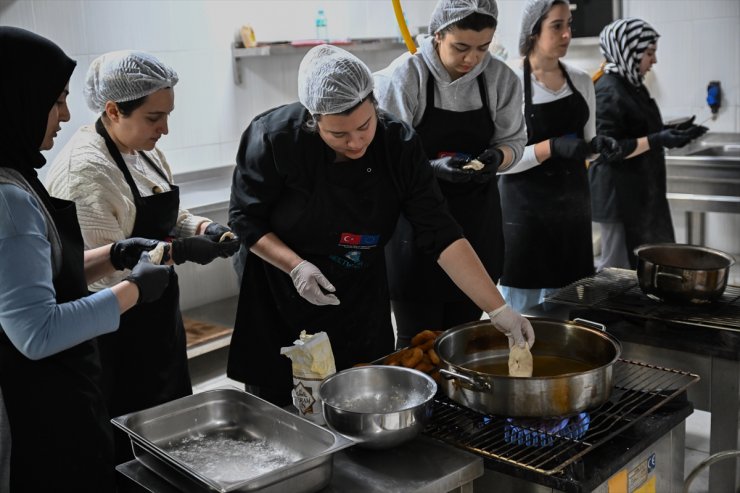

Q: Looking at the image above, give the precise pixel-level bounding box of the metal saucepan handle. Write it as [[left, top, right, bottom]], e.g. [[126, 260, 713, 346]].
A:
[[572, 318, 606, 332], [656, 269, 684, 283], [439, 368, 492, 391]]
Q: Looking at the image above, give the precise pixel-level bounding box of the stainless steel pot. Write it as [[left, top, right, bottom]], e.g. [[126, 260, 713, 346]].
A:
[[434, 318, 621, 418], [319, 366, 436, 449], [634, 243, 735, 303]]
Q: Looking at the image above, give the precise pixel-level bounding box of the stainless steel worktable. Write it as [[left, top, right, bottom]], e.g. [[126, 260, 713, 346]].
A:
[[117, 435, 483, 493]]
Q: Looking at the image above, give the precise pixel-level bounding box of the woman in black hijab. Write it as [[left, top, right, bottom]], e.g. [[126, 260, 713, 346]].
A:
[[0, 27, 172, 491]]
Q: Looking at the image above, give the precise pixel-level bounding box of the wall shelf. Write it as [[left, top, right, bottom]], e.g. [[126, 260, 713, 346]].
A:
[[231, 38, 407, 84]]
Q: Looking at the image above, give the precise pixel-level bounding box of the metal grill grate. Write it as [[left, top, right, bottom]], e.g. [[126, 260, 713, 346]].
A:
[[546, 268, 740, 331], [424, 359, 699, 476]]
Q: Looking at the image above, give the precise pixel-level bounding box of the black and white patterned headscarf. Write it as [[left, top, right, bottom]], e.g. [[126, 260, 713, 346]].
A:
[[599, 18, 659, 87]]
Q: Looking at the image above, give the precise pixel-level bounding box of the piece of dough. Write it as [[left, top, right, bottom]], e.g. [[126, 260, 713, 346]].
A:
[[148, 242, 166, 265], [219, 231, 235, 242], [508, 343, 533, 378], [462, 159, 485, 171]]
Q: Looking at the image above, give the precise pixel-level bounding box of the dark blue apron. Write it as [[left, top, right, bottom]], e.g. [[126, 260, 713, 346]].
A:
[[228, 136, 399, 406], [0, 195, 115, 492], [386, 72, 501, 302], [499, 59, 594, 288], [95, 119, 189, 464]]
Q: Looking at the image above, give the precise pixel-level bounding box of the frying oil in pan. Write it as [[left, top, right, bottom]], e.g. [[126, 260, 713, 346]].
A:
[[464, 355, 594, 377]]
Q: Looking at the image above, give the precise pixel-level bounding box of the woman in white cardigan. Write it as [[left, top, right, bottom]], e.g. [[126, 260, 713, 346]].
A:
[[45, 50, 239, 465]]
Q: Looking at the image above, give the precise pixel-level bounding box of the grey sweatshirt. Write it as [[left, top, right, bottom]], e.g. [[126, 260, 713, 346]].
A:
[[373, 35, 526, 165]]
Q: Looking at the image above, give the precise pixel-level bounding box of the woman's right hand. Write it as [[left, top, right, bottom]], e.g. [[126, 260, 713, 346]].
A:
[[110, 237, 159, 270], [171, 234, 240, 265], [289, 260, 340, 305]]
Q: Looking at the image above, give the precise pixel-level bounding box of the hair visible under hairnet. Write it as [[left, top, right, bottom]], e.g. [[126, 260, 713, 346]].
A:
[[429, 0, 498, 34], [85, 50, 179, 113], [297, 44, 374, 115], [518, 0, 570, 56]]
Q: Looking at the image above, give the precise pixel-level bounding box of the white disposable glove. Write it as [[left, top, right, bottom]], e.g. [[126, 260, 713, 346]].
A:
[[487, 305, 535, 349], [289, 260, 340, 306]]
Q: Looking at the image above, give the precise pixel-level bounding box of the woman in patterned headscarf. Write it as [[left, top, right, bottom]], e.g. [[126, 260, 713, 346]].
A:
[[590, 18, 707, 269]]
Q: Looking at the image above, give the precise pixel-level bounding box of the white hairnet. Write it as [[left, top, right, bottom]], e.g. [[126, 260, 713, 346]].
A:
[[519, 0, 570, 56], [429, 0, 498, 35], [85, 50, 178, 113], [297, 44, 373, 115]]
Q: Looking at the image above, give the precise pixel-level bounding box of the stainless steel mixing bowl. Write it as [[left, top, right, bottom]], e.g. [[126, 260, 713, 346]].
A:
[[318, 366, 436, 449]]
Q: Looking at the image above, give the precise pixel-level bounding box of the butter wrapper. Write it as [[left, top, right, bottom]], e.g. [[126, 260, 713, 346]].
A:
[[280, 331, 336, 424]]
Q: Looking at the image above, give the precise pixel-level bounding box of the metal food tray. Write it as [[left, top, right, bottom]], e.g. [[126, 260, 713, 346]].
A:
[[111, 388, 353, 493]]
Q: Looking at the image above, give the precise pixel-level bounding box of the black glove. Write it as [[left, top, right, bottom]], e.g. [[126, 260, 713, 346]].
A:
[[204, 222, 231, 238], [672, 115, 696, 130], [590, 135, 622, 164], [648, 129, 693, 149], [684, 124, 709, 140], [429, 156, 475, 183], [471, 147, 504, 183], [171, 234, 240, 265], [110, 238, 159, 270], [124, 262, 173, 304], [550, 137, 591, 161]]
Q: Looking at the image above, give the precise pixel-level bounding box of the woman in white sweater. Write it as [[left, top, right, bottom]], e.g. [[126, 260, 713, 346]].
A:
[[45, 51, 239, 464], [374, 0, 527, 347], [497, 0, 620, 312]]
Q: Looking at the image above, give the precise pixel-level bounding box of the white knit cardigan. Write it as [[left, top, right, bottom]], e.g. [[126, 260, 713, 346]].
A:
[[45, 125, 209, 291]]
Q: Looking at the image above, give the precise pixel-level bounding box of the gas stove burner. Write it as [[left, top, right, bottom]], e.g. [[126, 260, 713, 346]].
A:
[[504, 412, 590, 447]]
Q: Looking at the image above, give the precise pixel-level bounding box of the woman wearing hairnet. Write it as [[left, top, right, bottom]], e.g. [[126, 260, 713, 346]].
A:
[[0, 28, 172, 491], [591, 19, 707, 269], [228, 45, 534, 406], [45, 51, 239, 463], [496, 0, 621, 312], [374, 0, 527, 346]]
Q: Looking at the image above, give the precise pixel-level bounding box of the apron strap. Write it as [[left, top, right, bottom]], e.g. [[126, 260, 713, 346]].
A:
[[523, 58, 587, 142], [419, 70, 491, 133], [94, 118, 172, 201]]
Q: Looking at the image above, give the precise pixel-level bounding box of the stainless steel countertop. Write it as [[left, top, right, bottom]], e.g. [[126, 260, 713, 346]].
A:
[[175, 165, 233, 215], [117, 435, 483, 493], [664, 132, 740, 216]]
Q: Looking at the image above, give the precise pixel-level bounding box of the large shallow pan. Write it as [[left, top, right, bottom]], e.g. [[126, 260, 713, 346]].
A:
[[434, 318, 621, 418], [635, 243, 735, 303]]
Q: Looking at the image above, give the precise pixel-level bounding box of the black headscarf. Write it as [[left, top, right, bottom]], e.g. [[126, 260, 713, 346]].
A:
[[0, 27, 76, 176]]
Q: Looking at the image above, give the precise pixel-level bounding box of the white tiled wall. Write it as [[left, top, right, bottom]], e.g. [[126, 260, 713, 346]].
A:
[[0, 0, 432, 176]]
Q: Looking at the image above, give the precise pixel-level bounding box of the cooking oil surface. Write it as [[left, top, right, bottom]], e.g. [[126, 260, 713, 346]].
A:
[[464, 355, 594, 377]]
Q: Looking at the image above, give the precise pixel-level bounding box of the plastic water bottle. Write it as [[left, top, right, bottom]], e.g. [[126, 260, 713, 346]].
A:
[[315, 9, 328, 41]]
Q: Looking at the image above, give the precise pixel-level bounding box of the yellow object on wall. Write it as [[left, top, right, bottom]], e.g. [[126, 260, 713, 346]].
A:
[[391, 0, 416, 54]]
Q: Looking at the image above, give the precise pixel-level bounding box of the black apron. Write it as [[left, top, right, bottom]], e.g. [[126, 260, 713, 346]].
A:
[[386, 72, 501, 302], [498, 60, 594, 288], [94, 119, 190, 459], [228, 140, 398, 406], [0, 196, 115, 492]]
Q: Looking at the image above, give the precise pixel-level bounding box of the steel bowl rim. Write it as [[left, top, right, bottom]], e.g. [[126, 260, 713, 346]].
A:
[[318, 365, 437, 415]]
